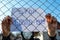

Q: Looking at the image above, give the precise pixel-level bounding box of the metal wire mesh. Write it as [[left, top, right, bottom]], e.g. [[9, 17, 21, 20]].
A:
[[0, 0, 60, 32]]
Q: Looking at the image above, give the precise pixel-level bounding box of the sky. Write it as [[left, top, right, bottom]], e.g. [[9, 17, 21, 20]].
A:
[[0, 0, 60, 22], [0, 0, 60, 32]]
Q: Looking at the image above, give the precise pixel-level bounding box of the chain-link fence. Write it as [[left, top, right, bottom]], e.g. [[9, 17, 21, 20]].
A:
[[0, 0, 60, 33], [0, 0, 60, 40]]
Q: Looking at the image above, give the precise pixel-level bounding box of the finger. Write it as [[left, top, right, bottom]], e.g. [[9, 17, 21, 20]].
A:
[[6, 16, 12, 23]]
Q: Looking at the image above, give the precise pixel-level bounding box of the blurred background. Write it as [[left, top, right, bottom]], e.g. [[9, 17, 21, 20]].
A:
[[0, 0, 60, 40]]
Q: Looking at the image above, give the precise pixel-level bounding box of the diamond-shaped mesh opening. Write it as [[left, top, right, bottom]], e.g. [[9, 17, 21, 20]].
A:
[[0, 0, 60, 39]]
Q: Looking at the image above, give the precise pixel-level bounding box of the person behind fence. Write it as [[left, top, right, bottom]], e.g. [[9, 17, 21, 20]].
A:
[[21, 32, 34, 40], [45, 13, 57, 40], [1, 16, 15, 40], [33, 32, 40, 40]]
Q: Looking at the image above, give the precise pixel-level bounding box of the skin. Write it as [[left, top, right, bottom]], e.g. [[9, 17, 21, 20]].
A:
[[1, 16, 12, 37], [57, 21, 60, 29], [45, 13, 52, 23], [45, 14, 57, 37]]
